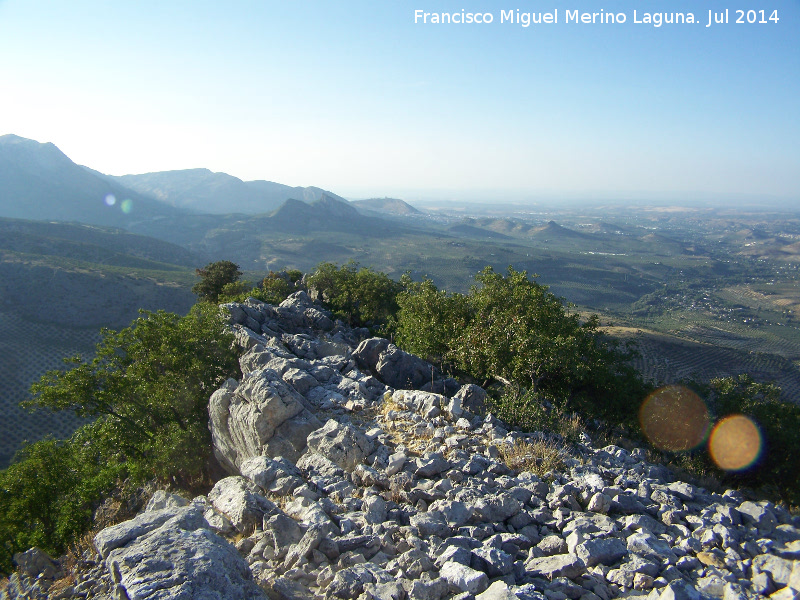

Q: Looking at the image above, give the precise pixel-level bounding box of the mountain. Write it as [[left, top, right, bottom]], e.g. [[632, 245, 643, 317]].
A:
[[10, 293, 798, 595], [463, 217, 535, 237], [263, 194, 396, 235], [112, 168, 347, 215], [0, 134, 182, 228], [449, 222, 511, 240], [350, 197, 421, 216], [532, 220, 590, 239]]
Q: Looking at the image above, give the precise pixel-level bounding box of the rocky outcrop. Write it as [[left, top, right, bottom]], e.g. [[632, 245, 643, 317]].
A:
[[354, 337, 443, 391], [6, 293, 800, 600], [95, 498, 268, 600]]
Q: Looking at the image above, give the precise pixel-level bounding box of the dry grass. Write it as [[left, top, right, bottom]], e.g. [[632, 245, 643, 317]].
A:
[[558, 412, 584, 443], [500, 438, 565, 479], [380, 391, 401, 417], [48, 573, 77, 595], [387, 472, 412, 504], [376, 392, 436, 455]]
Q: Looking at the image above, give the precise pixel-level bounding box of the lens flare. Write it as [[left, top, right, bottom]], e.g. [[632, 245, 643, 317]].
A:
[[709, 414, 761, 471], [104, 194, 116, 206], [120, 199, 133, 214], [639, 385, 710, 451]]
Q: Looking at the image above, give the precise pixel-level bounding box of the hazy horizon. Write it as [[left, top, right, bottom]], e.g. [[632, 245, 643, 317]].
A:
[[1, 1, 798, 203]]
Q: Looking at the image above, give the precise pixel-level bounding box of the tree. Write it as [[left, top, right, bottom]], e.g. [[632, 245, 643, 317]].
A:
[[394, 266, 647, 423], [0, 303, 240, 575], [307, 261, 402, 329], [192, 260, 242, 302], [26, 304, 240, 480], [394, 275, 470, 371]]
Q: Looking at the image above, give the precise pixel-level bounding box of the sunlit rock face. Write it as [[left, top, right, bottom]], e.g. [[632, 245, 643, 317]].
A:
[[8, 293, 800, 600]]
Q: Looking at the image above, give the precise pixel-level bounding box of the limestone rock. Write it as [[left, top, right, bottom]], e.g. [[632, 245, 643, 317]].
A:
[[306, 418, 376, 472], [208, 476, 279, 534], [525, 553, 586, 580], [99, 505, 267, 600]]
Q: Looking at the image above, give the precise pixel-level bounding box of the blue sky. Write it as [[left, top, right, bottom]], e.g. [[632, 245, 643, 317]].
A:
[[1, 0, 798, 202]]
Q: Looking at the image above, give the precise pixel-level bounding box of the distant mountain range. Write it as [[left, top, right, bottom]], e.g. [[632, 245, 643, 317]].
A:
[[110, 169, 346, 215], [0, 134, 181, 228], [0, 134, 428, 234], [350, 197, 421, 216]]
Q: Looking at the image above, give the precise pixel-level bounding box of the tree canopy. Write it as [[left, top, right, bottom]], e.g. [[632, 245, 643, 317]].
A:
[[395, 266, 647, 422], [307, 261, 402, 329], [192, 260, 243, 302], [0, 304, 239, 574]]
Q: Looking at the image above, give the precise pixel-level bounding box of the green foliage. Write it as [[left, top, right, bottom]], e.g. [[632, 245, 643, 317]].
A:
[[487, 386, 585, 442], [0, 424, 125, 574], [0, 304, 239, 574], [218, 280, 254, 301], [307, 261, 402, 329], [393, 275, 470, 371], [217, 269, 305, 305], [707, 375, 800, 506], [27, 305, 239, 478], [59, 306, 234, 472], [258, 270, 303, 305], [395, 266, 649, 423], [192, 260, 242, 302]]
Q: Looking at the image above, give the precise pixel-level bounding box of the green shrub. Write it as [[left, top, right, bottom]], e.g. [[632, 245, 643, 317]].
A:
[[217, 269, 306, 305], [0, 303, 239, 574], [394, 266, 649, 425], [192, 260, 242, 302], [307, 261, 402, 329], [27, 305, 239, 477], [706, 375, 800, 506], [393, 275, 470, 371]]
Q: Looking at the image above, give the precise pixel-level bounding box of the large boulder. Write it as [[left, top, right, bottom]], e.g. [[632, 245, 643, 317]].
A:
[[353, 337, 437, 390], [207, 476, 280, 535], [306, 419, 376, 473], [453, 383, 487, 415], [209, 369, 322, 473], [95, 503, 267, 600]]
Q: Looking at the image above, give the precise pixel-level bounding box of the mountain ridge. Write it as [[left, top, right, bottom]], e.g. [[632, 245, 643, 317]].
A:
[[0, 135, 182, 228], [111, 168, 348, 216]]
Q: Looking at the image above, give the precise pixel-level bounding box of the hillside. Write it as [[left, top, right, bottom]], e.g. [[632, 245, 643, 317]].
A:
[[0, 135, 182, 228], [351, 197, 422, 216], [0, 220, 198, 468], [112, 168, 346, 215], [449, 222, 511, 240], [4, 293, 799, 600]]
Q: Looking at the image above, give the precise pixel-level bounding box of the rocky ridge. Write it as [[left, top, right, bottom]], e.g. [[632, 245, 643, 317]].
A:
[[3, 292, 800, 600]]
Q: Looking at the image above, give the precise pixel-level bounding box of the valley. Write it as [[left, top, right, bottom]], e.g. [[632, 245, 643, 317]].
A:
[[1, 134, 798, 468]]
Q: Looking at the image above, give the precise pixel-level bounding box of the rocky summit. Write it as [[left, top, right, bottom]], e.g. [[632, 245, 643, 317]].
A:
[[3, 292, 800, 600]]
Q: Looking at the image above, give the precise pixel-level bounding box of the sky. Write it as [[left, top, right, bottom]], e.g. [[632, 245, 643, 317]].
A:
[[1, 0, 798, 203]]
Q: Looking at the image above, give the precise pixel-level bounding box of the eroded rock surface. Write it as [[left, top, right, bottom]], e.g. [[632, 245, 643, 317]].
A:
[[6, 293, 800, 600]]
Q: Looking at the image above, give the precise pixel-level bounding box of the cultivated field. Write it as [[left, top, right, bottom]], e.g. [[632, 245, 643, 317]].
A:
[[0, 312, 97, 467]]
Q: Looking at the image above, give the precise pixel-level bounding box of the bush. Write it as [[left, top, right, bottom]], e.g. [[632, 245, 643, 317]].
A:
[[488, 386, 584, 443], [394, 266, 649, 424], [706, 375, 800, 506], [0, 304, 239, 574], [307, 261, 402, 329], [393, 275, 471, 372], [192, 260, 242, 302], [27, 305, 239, 478], [217, 269, 306, 305]]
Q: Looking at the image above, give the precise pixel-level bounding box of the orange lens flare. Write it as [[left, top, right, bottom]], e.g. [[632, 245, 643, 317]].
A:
[[639, 385, 710, 451], [709, 414, 761, 471]]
